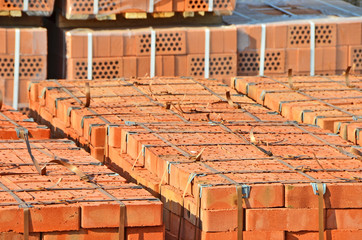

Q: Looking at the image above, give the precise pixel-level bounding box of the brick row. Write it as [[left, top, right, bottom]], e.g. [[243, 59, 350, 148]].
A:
[[62, 0, 235, 19], [235, 18, 362, 76], [54, 26, 237, 81], [233, 74, 362, 147], [0, 104, 50, 139]]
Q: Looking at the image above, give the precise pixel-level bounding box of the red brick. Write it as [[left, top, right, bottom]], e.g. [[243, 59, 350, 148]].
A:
[[0, 232, 40, 240], [246, 208, 319, 231], [286, 184, 362, 209], [43, 226, 164, 240], [81, 202, 163, 228], [201, 184, 284, 210], [327, 209, 362, 230]]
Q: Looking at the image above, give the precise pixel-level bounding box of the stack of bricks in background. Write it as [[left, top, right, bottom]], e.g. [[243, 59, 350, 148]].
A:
[[235, 18, 362, 77], [28, 77, 362, 239], [0, 0, 54, 16], [53, 26, 236, 81], [223, 0, 362, 77], [0, 27, 47, 109], [61, 0, 235, 19], [0, 104, 164, 239], [233, 74, 362, 148]]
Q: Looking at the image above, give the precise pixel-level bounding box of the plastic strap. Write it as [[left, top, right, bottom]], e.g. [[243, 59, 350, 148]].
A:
[[23, 0, 29, 11], [87, 32, 93, 80], [93, 0, 99, 15], [150, 30, 156, 78], [310, 21, 315, 76], [13, 29, 20, 110], [204, 28, 210, 79], [149, 0, 154, 13], [259, 24, 266, 77], [208, 0, 213, 12]]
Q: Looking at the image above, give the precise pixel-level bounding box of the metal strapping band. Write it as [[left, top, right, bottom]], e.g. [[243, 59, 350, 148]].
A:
[[16, 128, 44, 175], [311, 183, 326, 240]]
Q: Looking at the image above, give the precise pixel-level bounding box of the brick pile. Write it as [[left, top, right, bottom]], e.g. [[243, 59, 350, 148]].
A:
[[54, 26, 237, 81], [29, 77, 362, 239], [233, 74, 362, 147], [235, 18, 362, 76], [0, 27, 47, 109], [0, 104, 50, 139], [62, 0, 235, 19], [0, 0, 54, 16], [0, 104, 164, 239]]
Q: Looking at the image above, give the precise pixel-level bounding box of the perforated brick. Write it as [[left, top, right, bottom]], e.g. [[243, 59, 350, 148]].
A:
[[69, 0, 120, 15], [237, 50, 285, 75], [185, 0, 234, 11], [1, 0, 53, 12], [187, 54, 236, 78], [68, 58, 123, 80], [0, 55, 46, 80], [288, 23, 336, 47], [136, 31, 186, 56], [350, 46, 362, 70]]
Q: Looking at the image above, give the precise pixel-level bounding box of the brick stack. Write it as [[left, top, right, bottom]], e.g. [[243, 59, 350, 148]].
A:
[[61, 0, 235, 19], [233, 74, 362, 147], [0, 104, 50, 139], [235, 18, 362, 77], [0, 27, 47, 109], [0, 0, 54, 16], [56, 26, 237, 81], [0, 104, 164, 239], [28, 77, 362, 239]]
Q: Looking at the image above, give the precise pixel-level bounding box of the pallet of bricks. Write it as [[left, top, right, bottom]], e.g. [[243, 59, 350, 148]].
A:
[[59, 0, 236, 19], [0, 27, 47, 109], [223, 0, 362, 77], [29, 77, 362, 239], [50, 26, 237, 81], [0, 103, 164, 239]]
